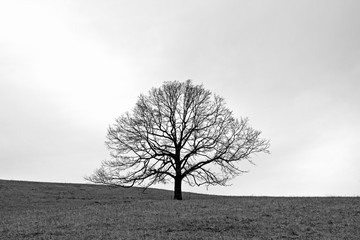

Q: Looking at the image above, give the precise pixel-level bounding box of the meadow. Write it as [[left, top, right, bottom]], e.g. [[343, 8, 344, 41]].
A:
[[0, 180, 359, 239]]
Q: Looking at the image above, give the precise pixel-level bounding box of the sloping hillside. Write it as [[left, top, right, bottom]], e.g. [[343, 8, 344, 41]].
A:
[[1, 179, 359, 240]]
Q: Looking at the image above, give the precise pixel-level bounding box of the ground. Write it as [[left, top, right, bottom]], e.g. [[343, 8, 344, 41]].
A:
[[0, 180, 359, 239]]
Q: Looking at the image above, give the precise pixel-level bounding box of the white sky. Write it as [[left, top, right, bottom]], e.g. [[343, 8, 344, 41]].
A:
[[1, 0, 359, 196]]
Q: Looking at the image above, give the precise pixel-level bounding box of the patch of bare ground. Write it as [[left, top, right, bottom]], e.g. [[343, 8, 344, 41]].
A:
[[1, 180, 359, 239]]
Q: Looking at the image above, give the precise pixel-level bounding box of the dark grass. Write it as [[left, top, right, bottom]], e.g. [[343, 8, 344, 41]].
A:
[[0, 179, 359, 239]]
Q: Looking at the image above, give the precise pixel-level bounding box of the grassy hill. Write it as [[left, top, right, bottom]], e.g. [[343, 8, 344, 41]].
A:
[[0, 179, 359, 239]]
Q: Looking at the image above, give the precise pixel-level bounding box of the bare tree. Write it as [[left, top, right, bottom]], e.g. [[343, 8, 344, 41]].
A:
[[86, 80, 270, 200]]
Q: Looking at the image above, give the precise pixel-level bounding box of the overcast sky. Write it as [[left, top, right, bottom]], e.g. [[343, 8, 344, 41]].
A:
[[1, 0, 359, 196]]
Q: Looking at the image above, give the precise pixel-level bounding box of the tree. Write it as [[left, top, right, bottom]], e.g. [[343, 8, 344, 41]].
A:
[[86, 80, 270, 200]]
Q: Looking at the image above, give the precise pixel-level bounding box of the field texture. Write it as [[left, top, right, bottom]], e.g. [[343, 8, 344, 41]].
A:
[[0, 180, 359, 239]]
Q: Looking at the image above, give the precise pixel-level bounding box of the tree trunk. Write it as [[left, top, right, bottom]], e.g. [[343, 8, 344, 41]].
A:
[[174, 176, 182, 200]]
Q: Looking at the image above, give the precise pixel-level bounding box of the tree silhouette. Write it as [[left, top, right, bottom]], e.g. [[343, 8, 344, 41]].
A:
[[86, 80, 270, 200]]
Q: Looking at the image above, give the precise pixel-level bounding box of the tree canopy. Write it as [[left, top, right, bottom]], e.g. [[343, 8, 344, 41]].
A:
[[86, 80, 270, 200]]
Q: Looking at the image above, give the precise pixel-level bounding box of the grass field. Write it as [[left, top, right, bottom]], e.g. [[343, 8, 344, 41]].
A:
[[0, 180, 359, 239]]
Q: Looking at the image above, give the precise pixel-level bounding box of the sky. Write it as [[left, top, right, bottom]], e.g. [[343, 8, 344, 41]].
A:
[[0, 0, 359, 196]]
